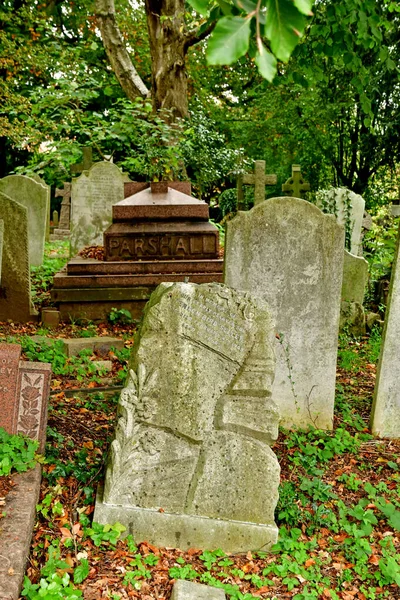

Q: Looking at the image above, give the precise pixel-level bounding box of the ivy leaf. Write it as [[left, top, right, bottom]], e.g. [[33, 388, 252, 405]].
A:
[[74, 559, 89, 584], [186, 0, 209, 16], [255, 43, 277, 81], [265, 0, 306, 62], [207, 16, 251, 64]]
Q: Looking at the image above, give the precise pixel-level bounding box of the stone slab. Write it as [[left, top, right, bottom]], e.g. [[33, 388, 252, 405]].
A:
[[317, 188, 365, 256], [62, 336, 124, 357], [124, 181, 192, 198], [371, 224, 400, 438], [0, 464, 41, 600], [225, 197, 344, 430], [342, 251, 368, 305], [171, 580, 225, 600], [0, 219, 4, 283], [104, 221, 220, 261], [0, 175, 48, 265], [94, 484, 278, 553], [0, 344, 21, 434], [114, 187, 207, 222], [52, 271, 224, 289], [67, 257, 224, 275], [57, 299, 148, 323]]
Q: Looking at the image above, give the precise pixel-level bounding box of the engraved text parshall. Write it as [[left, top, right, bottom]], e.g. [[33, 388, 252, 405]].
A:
[[107, 234, 218, 259]]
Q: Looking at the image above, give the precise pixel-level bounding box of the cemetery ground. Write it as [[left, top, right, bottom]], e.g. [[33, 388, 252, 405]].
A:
[[0, 243, 399, 600]]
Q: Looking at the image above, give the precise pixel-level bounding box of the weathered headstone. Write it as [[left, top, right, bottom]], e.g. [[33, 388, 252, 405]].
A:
[[0, 219, 3, 283], [0, 192, 36, 322], [282, 165, 310, 198], [52, 210, 59, 227], [31, 174, 51, 241], [340, 251, 368, 335], [316, 188, 365, 256], [0, 343, 51, 451], [0, 175, 48, 265], [70, 162, 128, 254], [371, 224, 400, 438], [225, 197, 344, 429], [237, 160, 277, 209], [95, 282, 280, 552], [55, 182, 71, 229]]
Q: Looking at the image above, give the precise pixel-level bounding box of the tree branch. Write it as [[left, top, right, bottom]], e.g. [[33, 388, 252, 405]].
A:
[[95, 0, 149, 100], [184, 20, 217, 51]]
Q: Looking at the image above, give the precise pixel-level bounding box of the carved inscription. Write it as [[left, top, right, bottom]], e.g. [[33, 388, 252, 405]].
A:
[[107, 234, 218, 260], [178, 291, 246, 362], [0, 344, 22, 433]]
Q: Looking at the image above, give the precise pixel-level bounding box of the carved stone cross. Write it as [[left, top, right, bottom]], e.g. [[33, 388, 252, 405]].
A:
[[71, 146, 93, 175], [237, 160, 277, 209], [55, 182, 71, 230], [282, 164, 310, 198]]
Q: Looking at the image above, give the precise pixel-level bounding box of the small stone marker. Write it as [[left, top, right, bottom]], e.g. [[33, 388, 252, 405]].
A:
[[0, 343, 51, 451], [52, 209, 59, 227], [0, 192, 36, 322], [0, 175, 48, 265], [371, 224, 400, 438], [55, 182, 72, 229], [95, 282, 280, 552], [282, 164, 310, 198], [71, 146, 94, 175], [225, 197, 344, 429], [237, 160, 277, 209], [70, 162, 128, 254], [316, 188, 365, 256], [342, 251, 368, 305], [171, 580, 226, 600]]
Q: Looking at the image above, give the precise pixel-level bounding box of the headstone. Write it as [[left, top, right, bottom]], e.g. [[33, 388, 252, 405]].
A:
[[70, 162, 128, 254], [0, 192, 36, 322], [0, 175, 48, 265], [316, 188, 365, 256], [95, 282, 280, 552], [282, 165, 310, 198], [52, 210, 59, 227], [342, 251, 368, 305], [371, 224, 400, 438], [71, 146, 93, 175], [55, 182, 72, 230], [171, 580, 226, 600], [0, 343, 51, 452], [31, 174, 51, 241], [225, 197, 344, 429], [237, 160, 277, 209], [0, 219, 3, 284]]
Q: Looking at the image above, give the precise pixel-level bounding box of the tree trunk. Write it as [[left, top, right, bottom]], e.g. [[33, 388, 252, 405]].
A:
[[145, 0, 188, 119]]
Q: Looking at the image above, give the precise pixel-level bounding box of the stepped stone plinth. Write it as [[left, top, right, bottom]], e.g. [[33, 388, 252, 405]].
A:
[[51, 185, 223, 321]]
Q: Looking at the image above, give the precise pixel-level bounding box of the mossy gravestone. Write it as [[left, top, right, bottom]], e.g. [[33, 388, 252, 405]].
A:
[[0, 175, 49, 266], [225, 197, 344, 430], [95, 282, 280, 552]]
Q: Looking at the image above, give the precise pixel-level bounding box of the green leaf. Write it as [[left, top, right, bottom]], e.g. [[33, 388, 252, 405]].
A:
[[186, 0, 209, 16], [292, 0, 313, 15], [255, 43, 277, 81], [207, 16, 251, 64], [265, 0, 306, 62], [74, 559, 90, 584]]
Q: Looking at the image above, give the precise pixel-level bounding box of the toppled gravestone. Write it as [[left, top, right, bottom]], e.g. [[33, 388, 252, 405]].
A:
[[95, 282, 280, 552]]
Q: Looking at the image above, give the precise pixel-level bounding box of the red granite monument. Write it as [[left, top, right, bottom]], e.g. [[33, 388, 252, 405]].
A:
[[51, 185, 224, 320]]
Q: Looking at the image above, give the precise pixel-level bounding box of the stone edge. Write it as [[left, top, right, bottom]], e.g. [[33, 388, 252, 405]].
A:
[[0, 464, 41, 600], [94, 484, 278, 554]]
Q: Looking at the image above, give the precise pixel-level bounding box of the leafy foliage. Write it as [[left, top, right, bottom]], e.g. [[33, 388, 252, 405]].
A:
[[0, 428, 38, 476]]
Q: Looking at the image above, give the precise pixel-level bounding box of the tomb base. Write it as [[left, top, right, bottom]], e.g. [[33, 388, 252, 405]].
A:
[[94, 484, 278, 553]]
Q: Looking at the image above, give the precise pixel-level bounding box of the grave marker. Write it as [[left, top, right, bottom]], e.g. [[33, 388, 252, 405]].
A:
[[71, 146, 94, 175], [0, 343, 51, 451], [0, 219, 3, 283], [31, 174, 51, 241], [55, 182, 72, 230], [95, 282, 280, 552], [282, 164, 310, 198], [371, 224, 400, 438], [0, 175, 48, 265], [237, 160, 277, 209], [225, 197, 344, 429]]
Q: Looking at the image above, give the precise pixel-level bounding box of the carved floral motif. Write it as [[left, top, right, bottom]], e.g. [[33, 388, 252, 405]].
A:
[[17, 373, 43, 438]]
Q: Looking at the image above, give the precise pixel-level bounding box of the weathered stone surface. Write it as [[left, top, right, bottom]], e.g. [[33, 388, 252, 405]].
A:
[[0, 219, 4, 283], [95, 282, 280, 551], [225, 197, 344, 429], [0, 175, 48, 265], [238, 160, 277, 208], [0, 343, 21, 433], [171, 580, 226, 600], [342, 251, 368, 304], [371, 224, 400, 438], [70, 162, 127, 254], [114, 187, 208, 222], [0, 192, 36, 322], [0, 464, 41, 600], [282, 165, 310, 199], [123, 181, 192, 199], [62, 336, 124, 357], [317, 188, 365, 256], [31, 174, 51, 241], [340, 301, 366, 336]]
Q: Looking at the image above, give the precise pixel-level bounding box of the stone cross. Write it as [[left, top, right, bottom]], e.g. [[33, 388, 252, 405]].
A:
[[0, 343, 51, 452], [55, 182, 71, 230], [282, 164, 310, 198], [237, 160, 277, 209], [71, 146, 93, 175]]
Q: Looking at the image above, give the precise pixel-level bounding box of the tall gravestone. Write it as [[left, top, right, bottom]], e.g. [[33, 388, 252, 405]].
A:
[[0, 192, 36, 322], [31, 174, 51, 241], [0, 175, 48, 265], [225, 197, 344, 430], [371, 225, 400, 438], [316, 188, 365, 256], [70, 162, 128, 255], [95, 282, 280, 552]]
